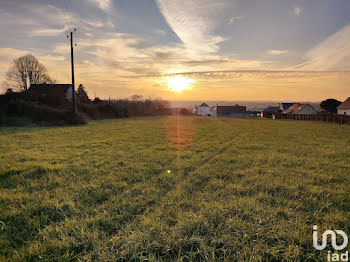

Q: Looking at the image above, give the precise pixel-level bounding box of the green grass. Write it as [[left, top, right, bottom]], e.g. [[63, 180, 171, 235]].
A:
[[0, 116, 350, 261]]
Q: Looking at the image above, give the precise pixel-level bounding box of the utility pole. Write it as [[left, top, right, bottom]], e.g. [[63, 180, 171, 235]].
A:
[[67, 29, 77, 113]]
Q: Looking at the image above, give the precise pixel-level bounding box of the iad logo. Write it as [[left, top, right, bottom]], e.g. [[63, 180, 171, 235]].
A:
[[313, 225, 349, 261]]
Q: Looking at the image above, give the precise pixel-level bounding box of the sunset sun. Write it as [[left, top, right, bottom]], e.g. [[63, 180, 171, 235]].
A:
[[166, 75, 194, 92]]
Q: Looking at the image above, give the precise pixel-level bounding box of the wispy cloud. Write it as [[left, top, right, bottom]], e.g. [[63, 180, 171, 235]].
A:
[[267, 50, 288, 55], [87, 0, 111, 11], [228, 16, 243, 24], [30, 25, 70, 36], [297, 23, 350, 71], [155, 0, 230, 55]]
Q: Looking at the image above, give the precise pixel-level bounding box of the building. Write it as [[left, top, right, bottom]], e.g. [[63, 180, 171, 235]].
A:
[[26, 84, 74, 101], [284, 103, 318, 114], [279, 103, 295, 113], [262, 106, 280, 118], [195, 103, 212, 116], [337, 97, 350, 115], [212, 105, 251, 118]]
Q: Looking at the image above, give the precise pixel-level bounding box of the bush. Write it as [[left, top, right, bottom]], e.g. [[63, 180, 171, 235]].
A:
[[0, 93, 170, 126], [1, 101, 87, 126], [179, 108, 191, 115], [78, 96, 170, 119]]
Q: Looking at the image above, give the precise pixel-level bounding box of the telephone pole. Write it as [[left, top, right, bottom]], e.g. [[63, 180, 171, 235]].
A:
[[67, 29, 77, 113]]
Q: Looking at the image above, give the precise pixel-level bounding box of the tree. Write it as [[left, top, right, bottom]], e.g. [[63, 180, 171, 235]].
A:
[[93, 97, 102, 104], [4, 54, 54, 92], [5, 88, 14, 95], [320, 98, 341, 113], [130, 95, 143, 101], [77, 84, 90, 103]]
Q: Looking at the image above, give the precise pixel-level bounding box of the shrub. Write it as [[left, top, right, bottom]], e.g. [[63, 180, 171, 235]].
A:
[[1, 101, 87, 126], [0, 93, 169, 126]]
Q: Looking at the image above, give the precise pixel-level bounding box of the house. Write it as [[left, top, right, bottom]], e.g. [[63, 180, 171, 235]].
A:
[[284, 103, 318, 114], [262, 106, 280, 118], [26, 84, 74, 101], [195, 102, 212, 116], [279, 103, 295, 113], [212, 104, 251, 118], [337, 97, 350, 115]]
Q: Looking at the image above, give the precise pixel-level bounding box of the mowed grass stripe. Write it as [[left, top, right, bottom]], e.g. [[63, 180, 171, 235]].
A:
[[108, 118, 259, 260]]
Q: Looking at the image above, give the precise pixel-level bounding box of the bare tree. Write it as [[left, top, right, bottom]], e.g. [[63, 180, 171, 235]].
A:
[[3, 54, 55, 92]]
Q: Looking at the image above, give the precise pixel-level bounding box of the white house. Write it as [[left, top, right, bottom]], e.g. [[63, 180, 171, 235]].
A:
[[195, 103, 212, 116], [337, 97, 350, 115]]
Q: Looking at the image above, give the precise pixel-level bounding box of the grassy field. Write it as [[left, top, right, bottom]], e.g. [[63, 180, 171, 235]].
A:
[[1, 116, 350, 261]]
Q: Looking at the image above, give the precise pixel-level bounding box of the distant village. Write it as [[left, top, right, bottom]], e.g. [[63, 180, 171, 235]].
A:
[[192, 99, 350, 119], [2, 80, 350, 126]]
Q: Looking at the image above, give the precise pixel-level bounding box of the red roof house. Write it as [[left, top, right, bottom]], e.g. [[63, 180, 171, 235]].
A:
[[284, 103, 318, 114]]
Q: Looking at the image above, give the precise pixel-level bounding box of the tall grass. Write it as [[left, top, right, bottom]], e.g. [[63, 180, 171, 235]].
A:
[[0, 117, 349, 261]]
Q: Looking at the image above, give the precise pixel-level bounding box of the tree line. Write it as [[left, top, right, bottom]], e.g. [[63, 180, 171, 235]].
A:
[[0, 54, 171, 126]]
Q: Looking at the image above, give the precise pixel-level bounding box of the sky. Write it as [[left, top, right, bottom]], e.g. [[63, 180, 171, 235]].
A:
[[0, 0, 349, 101]]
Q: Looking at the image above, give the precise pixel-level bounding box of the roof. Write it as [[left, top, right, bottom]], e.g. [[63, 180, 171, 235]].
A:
[[280, 103, 295, 111], [337, 97, 350, 109], [263, 106, 280, 113], [27, 84, 72, 97], [217, 105, 247, 113], [198, 102, 209, 107], [284, 103, 315, 114]]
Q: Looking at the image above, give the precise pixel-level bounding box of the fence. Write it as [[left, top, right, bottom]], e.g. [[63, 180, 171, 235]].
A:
[[275, 113, 350, 125]]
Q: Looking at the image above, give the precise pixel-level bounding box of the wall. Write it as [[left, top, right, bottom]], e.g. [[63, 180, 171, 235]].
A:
[[217, 112, 252, 118], [196, 106, 212, 116], [66, 87, 73, 100], [338, 109, 350, 115]]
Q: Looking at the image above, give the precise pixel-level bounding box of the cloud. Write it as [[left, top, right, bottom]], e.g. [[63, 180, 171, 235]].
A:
[[127, 69, 348, 81], [30, 26, 70, 36], [293, 6, 302, 16], [1, 0, 348, 100], [267, 50, 288, 55], [87, 0, 111, 11], [228, 16, 243, 24], [155, 29, 167, 36], [297, 23, 350, 71], [155, 0, 230, 55], [176, 70, 346, 80]]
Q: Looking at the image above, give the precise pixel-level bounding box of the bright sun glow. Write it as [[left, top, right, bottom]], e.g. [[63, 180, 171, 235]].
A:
[[166, 75, 194, 92]]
